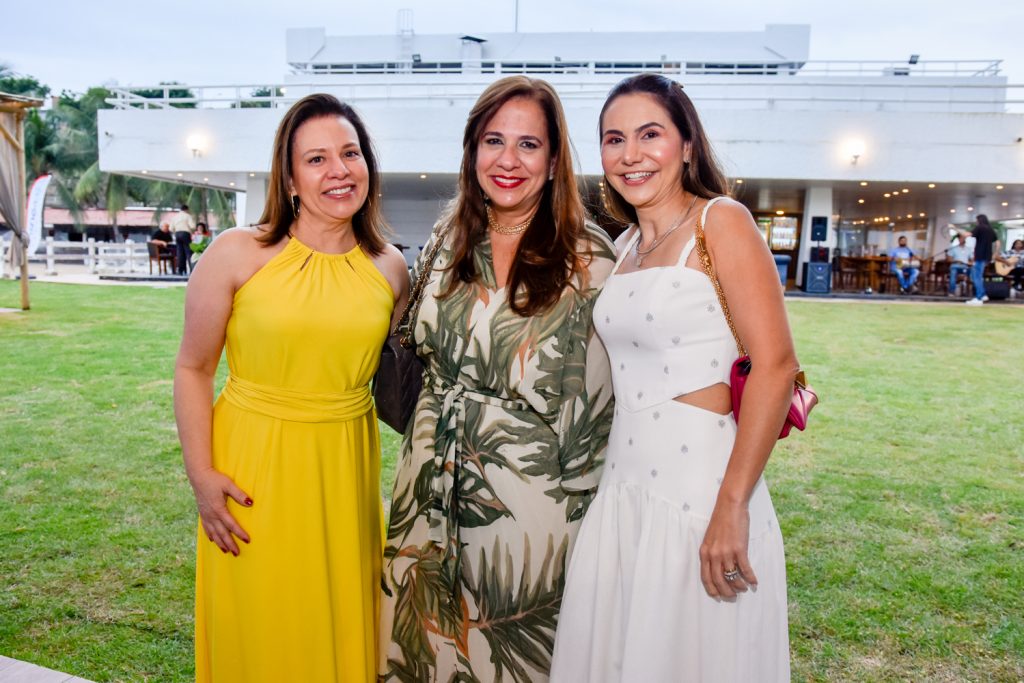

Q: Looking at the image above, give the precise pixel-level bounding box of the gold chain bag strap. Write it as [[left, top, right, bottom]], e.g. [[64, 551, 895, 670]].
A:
[[693, 198, 817, 439], [373, 229, 447, 433]]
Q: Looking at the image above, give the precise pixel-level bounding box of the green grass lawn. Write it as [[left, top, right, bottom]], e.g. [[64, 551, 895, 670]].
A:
[[1, 281, 1021, 682]]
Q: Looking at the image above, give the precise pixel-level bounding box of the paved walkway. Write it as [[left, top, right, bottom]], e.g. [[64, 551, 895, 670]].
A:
[[0, 656, 94, 683]]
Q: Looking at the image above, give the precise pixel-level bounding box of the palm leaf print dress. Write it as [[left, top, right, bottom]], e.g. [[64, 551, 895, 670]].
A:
[[379, 224, 617, 682]]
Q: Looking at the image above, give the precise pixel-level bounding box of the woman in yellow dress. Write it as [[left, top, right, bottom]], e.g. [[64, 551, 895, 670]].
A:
[[174, 94, 409, 682]]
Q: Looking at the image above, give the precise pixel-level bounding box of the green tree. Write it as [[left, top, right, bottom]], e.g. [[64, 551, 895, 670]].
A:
[[0, 64, 50, 99], [238, 86, 284, 109], [146, 181, 235, 232], [128, 81, 196, 109], [17, 78, 235, 236]]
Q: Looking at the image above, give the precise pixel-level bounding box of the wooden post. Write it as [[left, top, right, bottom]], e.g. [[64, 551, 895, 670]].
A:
[[17, 110, 29, 310]]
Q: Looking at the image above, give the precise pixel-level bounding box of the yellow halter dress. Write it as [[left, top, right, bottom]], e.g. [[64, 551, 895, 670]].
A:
[[195, 236, 393, 682]]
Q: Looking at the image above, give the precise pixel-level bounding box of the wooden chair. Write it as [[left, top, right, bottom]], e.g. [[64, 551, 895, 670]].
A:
[[147, 241, 176, 275], [878, 258, 899, 293], [927, 259, 948, 294], [833, 256, 861, 291]]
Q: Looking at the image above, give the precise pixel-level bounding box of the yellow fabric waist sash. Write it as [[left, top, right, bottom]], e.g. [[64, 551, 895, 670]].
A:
[[221, 375, 373, 423]]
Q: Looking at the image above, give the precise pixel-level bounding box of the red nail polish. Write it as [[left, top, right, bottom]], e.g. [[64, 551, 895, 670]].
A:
[[244, 498, 253, 506]]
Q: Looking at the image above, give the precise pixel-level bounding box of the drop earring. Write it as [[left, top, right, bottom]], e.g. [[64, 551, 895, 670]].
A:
[[291, 194, 300, 217]]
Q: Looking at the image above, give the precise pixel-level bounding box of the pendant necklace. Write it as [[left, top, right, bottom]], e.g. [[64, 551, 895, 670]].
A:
[[635, 193, 699, 267]]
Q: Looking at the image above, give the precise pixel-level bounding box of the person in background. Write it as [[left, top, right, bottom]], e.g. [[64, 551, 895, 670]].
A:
[[190, 221, 213, 268], [172, 204, 197, 275], [150, 222, 174, 256], [889, 235, 920, 294], [963, 214, 1000, 306], [997, 238, 1024, 292], [946, 233, 972, 296]]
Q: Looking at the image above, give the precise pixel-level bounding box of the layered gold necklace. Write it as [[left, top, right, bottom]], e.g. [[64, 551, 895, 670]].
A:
[[486, 205, 535, 235]]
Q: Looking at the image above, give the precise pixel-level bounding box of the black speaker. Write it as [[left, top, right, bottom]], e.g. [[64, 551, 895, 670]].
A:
[[810, 246, 830, 263], [803, 262, 831, 293], [810, 216, 828, 242], [985, 280, 1010, 300]]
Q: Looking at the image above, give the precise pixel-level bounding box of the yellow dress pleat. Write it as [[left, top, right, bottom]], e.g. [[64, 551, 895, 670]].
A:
[[195, 237, 393, 683]]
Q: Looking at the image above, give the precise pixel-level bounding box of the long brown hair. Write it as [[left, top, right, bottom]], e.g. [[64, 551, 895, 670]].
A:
[[441, 76, 588, 317], [257, 93, 388, 254], [599, 73, 729, 225]]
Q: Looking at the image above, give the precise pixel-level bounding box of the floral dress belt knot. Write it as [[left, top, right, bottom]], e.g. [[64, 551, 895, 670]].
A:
[[427, 375, 530, 600]]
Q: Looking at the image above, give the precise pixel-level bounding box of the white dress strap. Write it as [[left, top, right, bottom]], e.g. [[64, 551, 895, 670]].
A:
[[676, 235, 698, 266], [699, 196, 727, 227], [676, 196, 727, 266], [612, 227, 641, 275]]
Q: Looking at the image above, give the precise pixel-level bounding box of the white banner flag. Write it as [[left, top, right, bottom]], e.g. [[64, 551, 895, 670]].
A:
[[27, 174, 52, 255]]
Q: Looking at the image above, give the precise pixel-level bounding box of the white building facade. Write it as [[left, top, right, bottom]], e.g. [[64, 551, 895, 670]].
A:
[[98, 22, 1024, 280]]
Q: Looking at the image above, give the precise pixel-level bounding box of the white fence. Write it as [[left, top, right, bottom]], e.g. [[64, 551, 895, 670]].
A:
[[1, 237, 153, 277]]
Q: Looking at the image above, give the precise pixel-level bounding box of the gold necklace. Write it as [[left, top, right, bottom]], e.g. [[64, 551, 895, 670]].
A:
[[486, 205, 534, 235], [635, 194, 699, 267]]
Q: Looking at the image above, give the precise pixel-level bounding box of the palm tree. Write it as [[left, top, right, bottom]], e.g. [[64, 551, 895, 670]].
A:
[[18, 80, 234, 238], [147, 181, 235, 232]]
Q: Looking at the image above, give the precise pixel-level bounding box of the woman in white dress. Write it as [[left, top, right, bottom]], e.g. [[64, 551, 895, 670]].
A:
[[551, 73, 798, 682]]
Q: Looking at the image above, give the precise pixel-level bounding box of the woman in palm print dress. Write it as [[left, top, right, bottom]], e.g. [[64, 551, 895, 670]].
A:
[[379, 76, 616, 682]]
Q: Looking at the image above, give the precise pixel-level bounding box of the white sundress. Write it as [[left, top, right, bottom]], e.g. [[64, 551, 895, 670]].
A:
[[551, 198, 790, 682]]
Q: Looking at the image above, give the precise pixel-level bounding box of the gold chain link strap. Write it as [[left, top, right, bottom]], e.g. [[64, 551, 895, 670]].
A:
[[397, 228, 447, 347], [693, 205, 747, 357]]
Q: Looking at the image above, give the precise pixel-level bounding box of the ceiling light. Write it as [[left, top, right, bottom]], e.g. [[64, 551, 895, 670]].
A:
[[884, 193, 891, 198], [735, 179, 744, 184], [967, 206, 974, 211], [420, 174, 428, 179], [229, 181, 235, 187], [950, 209, 956, 213], [249, 172, 255, 177], [928, 183, 936, 188], [176, 172, 183, 177], [775, 210, 785, 215], [1002, 201, 1009, 206], [859, 181, 868, 186], [858, 199, 865, 204], [901, 188, 909, 193], [203, 177, 209, 182], [919, 212, 925, 217], [141, 170, 148, 174], [996, 185, 1004, 190]]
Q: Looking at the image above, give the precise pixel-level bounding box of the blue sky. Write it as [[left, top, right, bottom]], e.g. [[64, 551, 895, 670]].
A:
[[4, 0, 1022, 94]]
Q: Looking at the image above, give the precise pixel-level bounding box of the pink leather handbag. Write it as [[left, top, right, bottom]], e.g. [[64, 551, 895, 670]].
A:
[[694, 201, 818, 440]]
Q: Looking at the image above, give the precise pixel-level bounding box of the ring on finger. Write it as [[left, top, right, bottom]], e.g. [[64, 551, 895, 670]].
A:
[[724, 567, 741, 581]]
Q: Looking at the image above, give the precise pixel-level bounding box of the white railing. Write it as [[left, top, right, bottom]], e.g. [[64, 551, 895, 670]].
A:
[[286, 58, 1002, 78], [20, 237, 151, 275], [106, 63, 1018, 113]]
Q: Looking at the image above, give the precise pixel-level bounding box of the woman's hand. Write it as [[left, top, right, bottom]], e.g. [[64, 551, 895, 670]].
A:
[[189, 468, 252, 556], [699, 499, 757, 599]]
